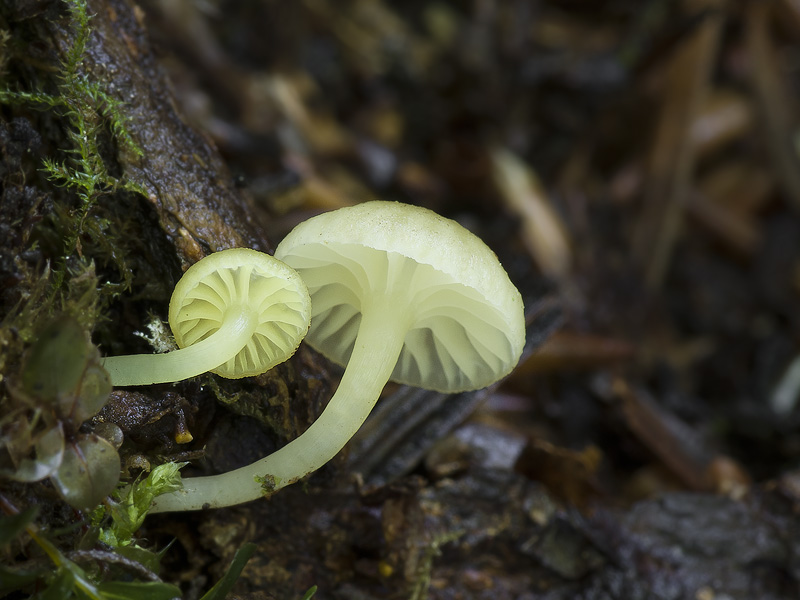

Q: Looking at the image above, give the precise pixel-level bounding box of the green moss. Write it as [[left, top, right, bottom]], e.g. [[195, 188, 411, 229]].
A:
[[0, 0, 143, 299], [0, 0, 147, 392], [0, 1, 167, 594], [92, 462, 185, 548], [408, 529, 464, 600], [0, 3, 257, 596]]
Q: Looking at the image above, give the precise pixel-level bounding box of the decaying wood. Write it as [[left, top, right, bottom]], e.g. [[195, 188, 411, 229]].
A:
[[44, 0, 270, 265]]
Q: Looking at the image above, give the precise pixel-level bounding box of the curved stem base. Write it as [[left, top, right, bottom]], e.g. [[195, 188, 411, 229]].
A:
[[150, 300, 408, 512]]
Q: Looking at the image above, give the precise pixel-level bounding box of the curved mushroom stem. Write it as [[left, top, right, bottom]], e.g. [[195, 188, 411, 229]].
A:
[[102, 307, 257, 386], [149, 295, 411, 513]]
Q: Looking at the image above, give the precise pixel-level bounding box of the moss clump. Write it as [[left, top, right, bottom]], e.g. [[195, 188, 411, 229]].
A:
[[0, 0, 165, 595], [0, 0, 149, 374], [0, 0, 144, 307]]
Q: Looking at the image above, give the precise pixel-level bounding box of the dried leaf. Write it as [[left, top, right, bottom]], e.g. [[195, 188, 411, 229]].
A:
[[491, 147, 572, 279]]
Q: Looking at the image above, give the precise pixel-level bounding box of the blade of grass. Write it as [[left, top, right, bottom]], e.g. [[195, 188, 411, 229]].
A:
[[199, 542, 257, 600]]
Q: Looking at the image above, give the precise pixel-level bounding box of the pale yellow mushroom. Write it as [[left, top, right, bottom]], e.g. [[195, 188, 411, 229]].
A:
[[150, 202, 524, 513], [102, 248, 311, 386]]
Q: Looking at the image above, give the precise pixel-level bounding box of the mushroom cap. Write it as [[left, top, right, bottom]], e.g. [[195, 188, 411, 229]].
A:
[[169, 248, 311, 378], [275, 201, 525, 392]]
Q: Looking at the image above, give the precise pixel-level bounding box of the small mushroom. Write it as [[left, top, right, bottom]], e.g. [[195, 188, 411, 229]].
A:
[[150, 201, 524, 512], [102, 248, 311, 386]]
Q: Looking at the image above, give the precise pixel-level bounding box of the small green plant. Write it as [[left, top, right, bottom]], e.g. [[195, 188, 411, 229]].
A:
[[92, 462, 185, 549], [197, 543, 257, 600], [0, 0, 146, 503], [1, 496, 259, 600], [0, 2, 262, 597], [407, 529, 463, 600], [0, 500, 182, 600], [0, 0, 147, 397], [0, 1, 262, 597], [0, 317, 118, 510]]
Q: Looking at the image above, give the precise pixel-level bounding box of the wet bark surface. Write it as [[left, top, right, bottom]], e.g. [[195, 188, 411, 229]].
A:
[[47, 0, 269, 262]]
